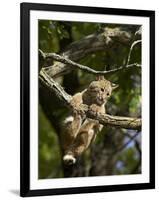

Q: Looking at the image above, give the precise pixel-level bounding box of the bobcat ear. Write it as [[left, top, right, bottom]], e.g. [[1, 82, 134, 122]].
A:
[[96, 75, 105, 81], [111, 83, 119, 90]]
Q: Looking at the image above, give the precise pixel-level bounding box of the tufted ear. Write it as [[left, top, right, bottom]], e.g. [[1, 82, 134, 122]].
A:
[[96, 75, 105, 81], [111, 82, 119, 90]]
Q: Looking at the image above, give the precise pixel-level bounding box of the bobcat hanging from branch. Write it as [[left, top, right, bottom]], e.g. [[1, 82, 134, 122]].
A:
[[61, 76, 118, 165]]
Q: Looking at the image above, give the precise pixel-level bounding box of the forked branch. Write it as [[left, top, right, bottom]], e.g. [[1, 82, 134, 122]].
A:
[[39, 69, 141, 130]]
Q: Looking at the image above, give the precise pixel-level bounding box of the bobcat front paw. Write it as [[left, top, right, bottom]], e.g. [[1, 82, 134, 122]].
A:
[[63, 154, 76, 165], [89, 104, 100, 116], [71, 103, 88, 119]]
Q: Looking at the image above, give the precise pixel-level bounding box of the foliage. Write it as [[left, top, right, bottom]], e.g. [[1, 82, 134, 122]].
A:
[[38, 105, 63, 178], [39, 20, 141, 178]]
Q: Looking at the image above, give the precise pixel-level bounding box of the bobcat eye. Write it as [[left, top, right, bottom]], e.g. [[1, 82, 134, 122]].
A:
[[107, 92, 110, 96], [101, 88, 105, 92]]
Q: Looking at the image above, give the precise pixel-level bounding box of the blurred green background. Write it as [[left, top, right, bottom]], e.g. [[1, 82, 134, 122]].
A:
[[38, 20, 141, 179]]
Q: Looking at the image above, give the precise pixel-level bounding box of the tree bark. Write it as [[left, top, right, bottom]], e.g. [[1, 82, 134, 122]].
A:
[[39, 27, 141, 177], [39, 69, 141, 130], [40, 27, 139, 78]]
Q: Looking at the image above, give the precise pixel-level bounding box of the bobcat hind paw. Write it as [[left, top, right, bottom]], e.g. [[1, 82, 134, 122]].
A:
[[63, 155, 76, 165]]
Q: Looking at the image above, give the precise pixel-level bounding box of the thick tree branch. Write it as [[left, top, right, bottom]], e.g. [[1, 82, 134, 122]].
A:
[[87, 112, 141, 130], [40, 27, 140, 78], [39, 69, 141, 130], [39, 69, 72, 106]]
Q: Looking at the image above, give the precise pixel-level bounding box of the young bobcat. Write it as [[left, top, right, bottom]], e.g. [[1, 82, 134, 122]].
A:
[[61, 76, 118, 165]]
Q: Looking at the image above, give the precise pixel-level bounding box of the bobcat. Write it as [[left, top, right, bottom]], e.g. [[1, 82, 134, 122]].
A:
[[61, 76, 118, 165]]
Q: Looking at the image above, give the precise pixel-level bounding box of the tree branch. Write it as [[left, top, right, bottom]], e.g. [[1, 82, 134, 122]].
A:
[[106, 131, 140, 157], [42, 51, 141, 76], [39, 69, 142, 130], [87, 112, 141, 130], [40, 27, 140, 78], [126, 40, 142, 66], [39, 69, 72, 106]]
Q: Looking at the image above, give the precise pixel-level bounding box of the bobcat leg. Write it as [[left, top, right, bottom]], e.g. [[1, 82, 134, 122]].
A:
[[61, 91, 84, 150], [61, 114, 82, 160], [63, 128, 96, 165], [74, 130, 96, 156]]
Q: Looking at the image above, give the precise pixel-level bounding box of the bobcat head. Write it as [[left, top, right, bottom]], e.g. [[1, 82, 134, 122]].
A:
[[82, 76, 118, 106]]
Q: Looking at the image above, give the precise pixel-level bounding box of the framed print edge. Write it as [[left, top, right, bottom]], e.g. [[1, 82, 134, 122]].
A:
[[149, 10, 155, 189], [20, 2, 155, 197], [20, 3, 30, 197]]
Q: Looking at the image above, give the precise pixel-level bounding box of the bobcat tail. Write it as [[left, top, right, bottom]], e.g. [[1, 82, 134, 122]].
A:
[[63, 154, 76, 165]]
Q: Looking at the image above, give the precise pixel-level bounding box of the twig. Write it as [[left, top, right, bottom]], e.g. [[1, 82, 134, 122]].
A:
[[125, 132, 141, 156], [125, 132, 141, 174], [126, 40, 142, 66], [107, 131, 140, 158], [118, 131, 140, 154]]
